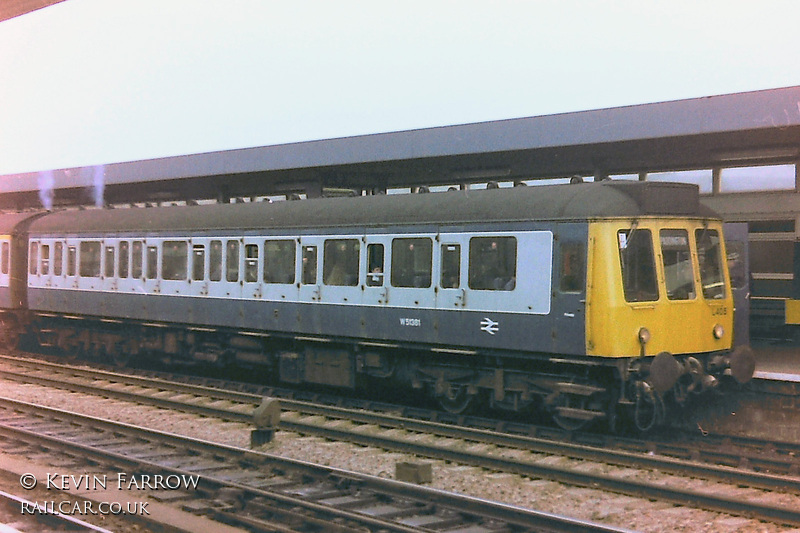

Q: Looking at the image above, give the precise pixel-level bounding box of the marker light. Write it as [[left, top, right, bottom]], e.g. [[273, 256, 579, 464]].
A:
[[713, 324, 724, 339]]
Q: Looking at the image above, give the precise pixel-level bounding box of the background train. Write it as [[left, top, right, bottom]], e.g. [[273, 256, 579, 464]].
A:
[[0, 180, 755, 431]]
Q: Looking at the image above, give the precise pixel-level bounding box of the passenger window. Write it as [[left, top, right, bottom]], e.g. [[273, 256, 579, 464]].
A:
[[367, 244, 384, 287], [192, 244, 205, 281], [104, 246, 115, 278], [560, 243, 584, 292], [67, 246, 77, 277], [302, 245, 317, 284], [468, 237, 516, 291], [264, 240, 296, 284], [209, 240, 222, 281], [660, 230, 694, 300], [392, 238, 432, 288], [41, 244, 50, 275], [618, 229, 657, 302], [131, 241, 143, 278], [696, 229, 726, 299], [146, 246, 158, 280], [1, 242, 8, 275], [29, 242, 38, 275], [79, 241, 101, 277], [53, 242, 63, 276], [440, 244, 460, 289], [323, 239, 359, 286], [162, 241, 187, 280], [119, 241, 129, 278], [226, 240, 239, 282], [244, 244, 259, 282]]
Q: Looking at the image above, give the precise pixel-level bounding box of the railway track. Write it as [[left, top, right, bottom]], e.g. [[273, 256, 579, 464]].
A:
[[0, 489, 114, 532], [0, 396, 627, 533], [2, 354, 800, 528]]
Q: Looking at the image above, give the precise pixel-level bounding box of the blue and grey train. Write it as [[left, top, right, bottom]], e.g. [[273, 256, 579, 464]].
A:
[[0, 181, 755, 430]]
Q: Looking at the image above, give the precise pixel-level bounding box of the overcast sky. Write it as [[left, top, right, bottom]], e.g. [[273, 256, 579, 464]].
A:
[[1, 0, 798, 176]]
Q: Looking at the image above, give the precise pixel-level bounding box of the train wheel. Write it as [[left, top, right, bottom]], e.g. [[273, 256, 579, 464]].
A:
[[552, 394, 592, 431], [437, 385, 474, 414], [0, 317, 19, 350]]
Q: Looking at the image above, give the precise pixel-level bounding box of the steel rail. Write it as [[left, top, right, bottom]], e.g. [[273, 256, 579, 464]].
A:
[[0, 396, 629, 533], [1, 359, 799, 496]]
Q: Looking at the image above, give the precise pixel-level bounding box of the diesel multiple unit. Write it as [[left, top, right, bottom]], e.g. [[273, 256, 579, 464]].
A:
[[0, 181, 755, 431]]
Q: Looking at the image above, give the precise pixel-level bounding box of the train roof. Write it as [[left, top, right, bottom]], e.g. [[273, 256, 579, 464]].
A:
[[27, 181, 718, 235], [0, 211, 46, 235]]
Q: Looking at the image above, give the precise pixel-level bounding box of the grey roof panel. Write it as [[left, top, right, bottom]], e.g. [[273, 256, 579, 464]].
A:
[[28, 181, 716, 236]]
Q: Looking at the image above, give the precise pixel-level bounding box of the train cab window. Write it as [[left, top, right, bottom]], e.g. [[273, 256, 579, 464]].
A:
[[104, 246, 115, 278], [264, 240, 296, 284], [440, 244, 460, 289], [696, 229, 726, 299], [40, 244, 50, 275], [162, 241, 188, 280], [618, 229, 657, 302], [79, 242, 101, 277], [67, 246, 77, 277], [302, 245, 317, 284], [226, 240, 239, 282], [119, 241, 129, 278], [192, 245, 205, 281], [323, 239, 359, 286], [1, 242, 8, 275], [559, 243, 584, 292], [54, 242, 63, 276], [209, 240, 222, 281], [367, 244, 384, 287], [392, 238, 432, 288], [660, 230, 694, 300], [244, 244, 259, 282], [468, 237, 516, 291], [146, 246, 158, 280], [131, 241, 143, 279], [29, 242, 38, 275]]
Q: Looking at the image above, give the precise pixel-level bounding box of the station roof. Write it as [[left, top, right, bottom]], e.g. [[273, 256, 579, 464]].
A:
[[2, 85, 799, 210]]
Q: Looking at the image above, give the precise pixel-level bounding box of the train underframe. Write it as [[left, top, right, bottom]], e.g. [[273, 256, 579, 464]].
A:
[[4, 311, 753, 432]]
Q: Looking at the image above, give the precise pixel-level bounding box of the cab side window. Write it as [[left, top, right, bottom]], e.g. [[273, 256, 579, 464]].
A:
[[696, 229, 726, 299], [559, 243, 584, 292]]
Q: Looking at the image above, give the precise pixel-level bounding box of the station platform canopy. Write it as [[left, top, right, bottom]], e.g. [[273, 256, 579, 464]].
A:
[[1, 85, 799, 210]]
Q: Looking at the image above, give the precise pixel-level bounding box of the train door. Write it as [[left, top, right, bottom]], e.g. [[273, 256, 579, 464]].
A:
[[214, 238, 243, 300], [436, 236, 468, 309], [242, 238, 262, 300], [139, 239, 161, 295], [362, 236, 391, 306], [724, 223, 750, 347], [550, 236, 588, 354], [298, 238, 321, 302], [186, 238, 210, 298], [101, 240, 118, 293]]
